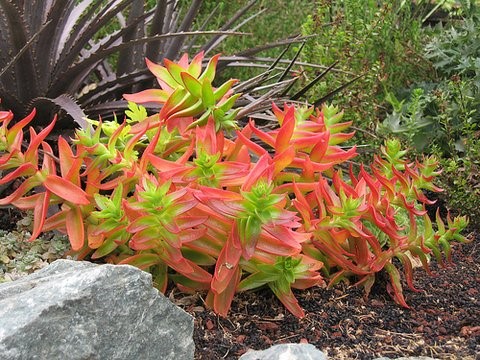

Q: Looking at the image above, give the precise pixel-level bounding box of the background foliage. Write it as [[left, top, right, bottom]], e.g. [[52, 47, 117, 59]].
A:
[[379, 1, 480, 226]]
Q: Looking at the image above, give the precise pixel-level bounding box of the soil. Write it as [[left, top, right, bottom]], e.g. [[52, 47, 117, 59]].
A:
[[0, 207, 479, 360], [0, 206, 26, 232], [174, 238, 480, 360]]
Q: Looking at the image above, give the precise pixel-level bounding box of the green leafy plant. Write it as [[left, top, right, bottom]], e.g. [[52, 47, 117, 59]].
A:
[[378, 88, 436, 151], [298, 0, 433, 146], [0, 52, 469, 318], [425, 9, 480, 87], [379, 5, 480, 228]]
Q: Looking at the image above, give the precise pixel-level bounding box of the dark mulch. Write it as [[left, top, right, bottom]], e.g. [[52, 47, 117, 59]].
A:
[[0, 206, 478, 359], [170, 240, 480, 360], [0, 206, 26, 232]]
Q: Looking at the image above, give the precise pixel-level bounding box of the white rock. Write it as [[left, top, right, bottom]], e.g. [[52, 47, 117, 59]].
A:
[[239, 343, 328, 360]]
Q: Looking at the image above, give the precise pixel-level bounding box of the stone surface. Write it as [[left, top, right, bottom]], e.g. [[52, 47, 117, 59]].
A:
[[0, 259, 194, 360], [239, 344, 439, 360], [239, 343, 328, 360]]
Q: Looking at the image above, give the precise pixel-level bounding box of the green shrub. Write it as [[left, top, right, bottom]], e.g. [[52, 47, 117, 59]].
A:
[[185, 0, 316, 82], [299, 0, 431, 145], [380, 4, 480, 226]]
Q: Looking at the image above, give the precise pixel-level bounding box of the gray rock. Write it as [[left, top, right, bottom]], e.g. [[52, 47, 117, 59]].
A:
[[0, 259, 194, 360], [239, 343, 328, 360]]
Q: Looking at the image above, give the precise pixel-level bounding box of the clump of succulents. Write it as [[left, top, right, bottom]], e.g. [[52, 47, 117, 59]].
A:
[[0, 52, 470, 318]]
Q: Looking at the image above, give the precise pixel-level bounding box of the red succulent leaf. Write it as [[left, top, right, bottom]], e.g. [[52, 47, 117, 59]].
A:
[[164, 58, 186, 84], [323, 145, 357, 164], [88, 232, 105, 249], [263, 225, 306, 250], [44, 174, 90, 205], [275, 106, 296, 153], [372, 166, 396, 198], [40, 142, 57, 176], [41, 209, 68, 232], [177, 227, 207, 243], [0, 163, 36, 185], [292, 184, 314, 229], [58, 136, 81, 186], [329, 131, 355, 145], [147, 153, 189, 178], [195, 186, 243, 204], [196, 117, 222, 154], [11, 193, 42, 210], [241, 154, 272, 191], [126, 216, 157, 233], [129, 228, 161, 251], [396, 252, 421, 292], [0, 176, 39, 205], [0, 110, 14, 125], [199, 54, 220, 83], [292, 132, 325, 149], [123, 89, 170, 104], [290, 157, 337, 172], [407, 245, 433, 275], [145, 57, 177, 90], [292, 275, 324, 289], [158, 88, 188, 120], [312, 231, 371, 275], [235, 127, 268, 157], [248, 120, 276, 148], [256, 231, 305, 257], [207, 265, 241, 317], [161, 243, 212, 284], [66, 206, 85, 251], [211, 226, 242, 294], [385, 262, 410, 308], [309, 131, 330, 162], [5, 109, 35, 146], [270, 283, 305, 318], [187, 51, 204, 77], [28, 192, 51, 242], [24, 115, 57, 163], [0, 151, 15, 167], [272, 147, 295, 176]]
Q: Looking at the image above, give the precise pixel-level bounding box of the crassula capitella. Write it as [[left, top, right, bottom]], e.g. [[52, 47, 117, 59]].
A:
[[0, 51, 470, 318]]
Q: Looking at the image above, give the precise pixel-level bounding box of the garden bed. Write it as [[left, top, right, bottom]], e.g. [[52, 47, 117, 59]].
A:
[[178, 239, 479, 360], [1, 208, 477, 360]]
